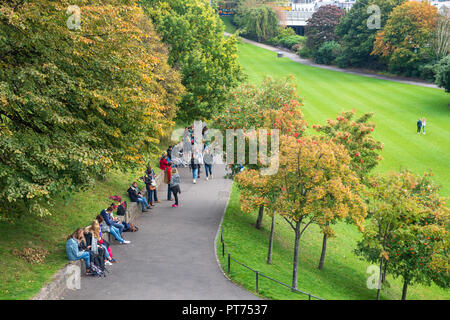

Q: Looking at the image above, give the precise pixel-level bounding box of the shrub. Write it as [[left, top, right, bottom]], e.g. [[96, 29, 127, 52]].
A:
[[313, 41, 343, 65], [298, 46, 313, 59], [420, 63, 437, 82], [435, 55, 450, 92]]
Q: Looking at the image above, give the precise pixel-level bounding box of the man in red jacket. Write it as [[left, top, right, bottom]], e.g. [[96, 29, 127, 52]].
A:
[[160, 153, 168, 171], [164, 161, 173, 201]]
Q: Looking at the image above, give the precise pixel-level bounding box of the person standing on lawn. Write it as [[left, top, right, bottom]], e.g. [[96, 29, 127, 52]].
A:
[[422, 117, 426, 135], [417, 118, 422, 134]]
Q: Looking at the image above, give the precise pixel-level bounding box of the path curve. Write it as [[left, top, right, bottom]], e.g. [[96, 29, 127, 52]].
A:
[[62, 165, 258, 300], [226, 32, 441, 90]]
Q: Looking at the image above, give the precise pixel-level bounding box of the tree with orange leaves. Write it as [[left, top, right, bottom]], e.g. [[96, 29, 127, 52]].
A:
[[372, 1, 439, 76], [313, 110, 383, 270], [276, 135, 367, 290]]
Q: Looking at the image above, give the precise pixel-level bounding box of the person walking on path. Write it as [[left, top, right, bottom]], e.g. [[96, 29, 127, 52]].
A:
[[164, 161, 174, 201], [190, 153, 201, 184], [422, 117, 427, 135], [169, 167, 181, 207], [203, 148, 214, 181], [417, 118, 422, 134]]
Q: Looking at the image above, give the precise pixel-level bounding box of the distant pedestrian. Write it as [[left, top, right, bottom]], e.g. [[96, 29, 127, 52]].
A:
[[204, 148, 214, 180], [170, 168, 181, 207], [417, 118, 422, 134], [422, 117, 426, 135], [190, 153, 200, 184]]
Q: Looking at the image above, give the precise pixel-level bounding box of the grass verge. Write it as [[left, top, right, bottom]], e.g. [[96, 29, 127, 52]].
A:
[[216, 184, 450, 300]]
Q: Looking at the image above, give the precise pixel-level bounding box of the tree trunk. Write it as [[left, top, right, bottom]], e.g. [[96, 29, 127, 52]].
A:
[[255, 204, 264, 229], [401, 279, 408, 300], [376, 258, 383, 300], [318, 232, 327, 270], [291, 220, 301, 290], [267, 212, 275, 264], [382, 260, 388, 283]]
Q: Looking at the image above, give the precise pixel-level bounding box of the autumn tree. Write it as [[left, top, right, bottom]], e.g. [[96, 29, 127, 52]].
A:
[[276, 135, 367, 290], [141, 0, 243, 121], [387, 172, 449, 300], [214, 76, 306, 228], [313, 110, 383, 269], [372, 1, 439, 77], [305, 5, 345, 52], [335, 0, 406, 68], [0, 0, 183, 217], [234, 102, 307, 263], [354, 171, 450, 300]]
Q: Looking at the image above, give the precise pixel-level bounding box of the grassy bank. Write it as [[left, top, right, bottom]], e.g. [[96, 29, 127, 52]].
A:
[[0, 161, 161, 299], [217, 184, 450, 300]]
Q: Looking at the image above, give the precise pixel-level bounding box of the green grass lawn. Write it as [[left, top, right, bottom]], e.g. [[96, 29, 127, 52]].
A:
[[216, 40, 450, 300], [217, 184, 450, 300], [238, 41, 450, 196]]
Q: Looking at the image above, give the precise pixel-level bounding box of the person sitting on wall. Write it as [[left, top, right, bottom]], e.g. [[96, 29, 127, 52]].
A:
[[127, 181, 151, 212]]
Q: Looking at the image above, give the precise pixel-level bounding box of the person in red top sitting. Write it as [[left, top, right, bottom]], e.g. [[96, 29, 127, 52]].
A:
[[160, 152, 169, 171]]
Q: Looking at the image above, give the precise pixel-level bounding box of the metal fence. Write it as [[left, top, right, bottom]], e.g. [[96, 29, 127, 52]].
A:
[[219, 227, 325, 300]]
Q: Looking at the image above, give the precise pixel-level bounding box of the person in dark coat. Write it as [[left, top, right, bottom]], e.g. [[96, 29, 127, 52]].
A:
[[127, 182, 150, 212], [417, 118, 422, 134]]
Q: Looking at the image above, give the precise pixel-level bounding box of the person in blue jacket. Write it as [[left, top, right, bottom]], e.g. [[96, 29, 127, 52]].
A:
[[66, 228, 91, 271], [100, 204, 124, 235], [417, 118, 422, 134]]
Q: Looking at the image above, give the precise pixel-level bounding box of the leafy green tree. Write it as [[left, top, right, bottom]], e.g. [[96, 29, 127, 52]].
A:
[[141, 0, 243, 121], [234, 3, 279, 42], [0, 0, 183, 217], [435, 55, 450, 92], [313, 41, 342, 65], [355, 171, 449, 300], [305, 5, 345, 52], [335, 0, 406, 68], [387, 172, 449, 299]]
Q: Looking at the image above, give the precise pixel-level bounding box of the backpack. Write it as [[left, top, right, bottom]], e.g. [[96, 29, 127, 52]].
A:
[[116, 202, 126, 216]]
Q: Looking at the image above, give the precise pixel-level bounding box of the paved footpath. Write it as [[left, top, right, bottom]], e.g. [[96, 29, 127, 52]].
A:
[[225, 32, 441, 90], [62, 164, 258, 300]]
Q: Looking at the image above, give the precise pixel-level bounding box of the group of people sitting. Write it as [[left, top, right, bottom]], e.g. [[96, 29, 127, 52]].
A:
[[66, 199, 134, 276], [65, 137, 212, 276]]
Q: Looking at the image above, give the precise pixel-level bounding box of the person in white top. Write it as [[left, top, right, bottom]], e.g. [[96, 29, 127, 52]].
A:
[[422, 117, 426, 135]]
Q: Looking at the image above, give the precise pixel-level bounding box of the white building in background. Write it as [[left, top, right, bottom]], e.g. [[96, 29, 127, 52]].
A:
[[284, 0, 449, 33], [284, 1, 355, 30], [291, 0, 355, 13]]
